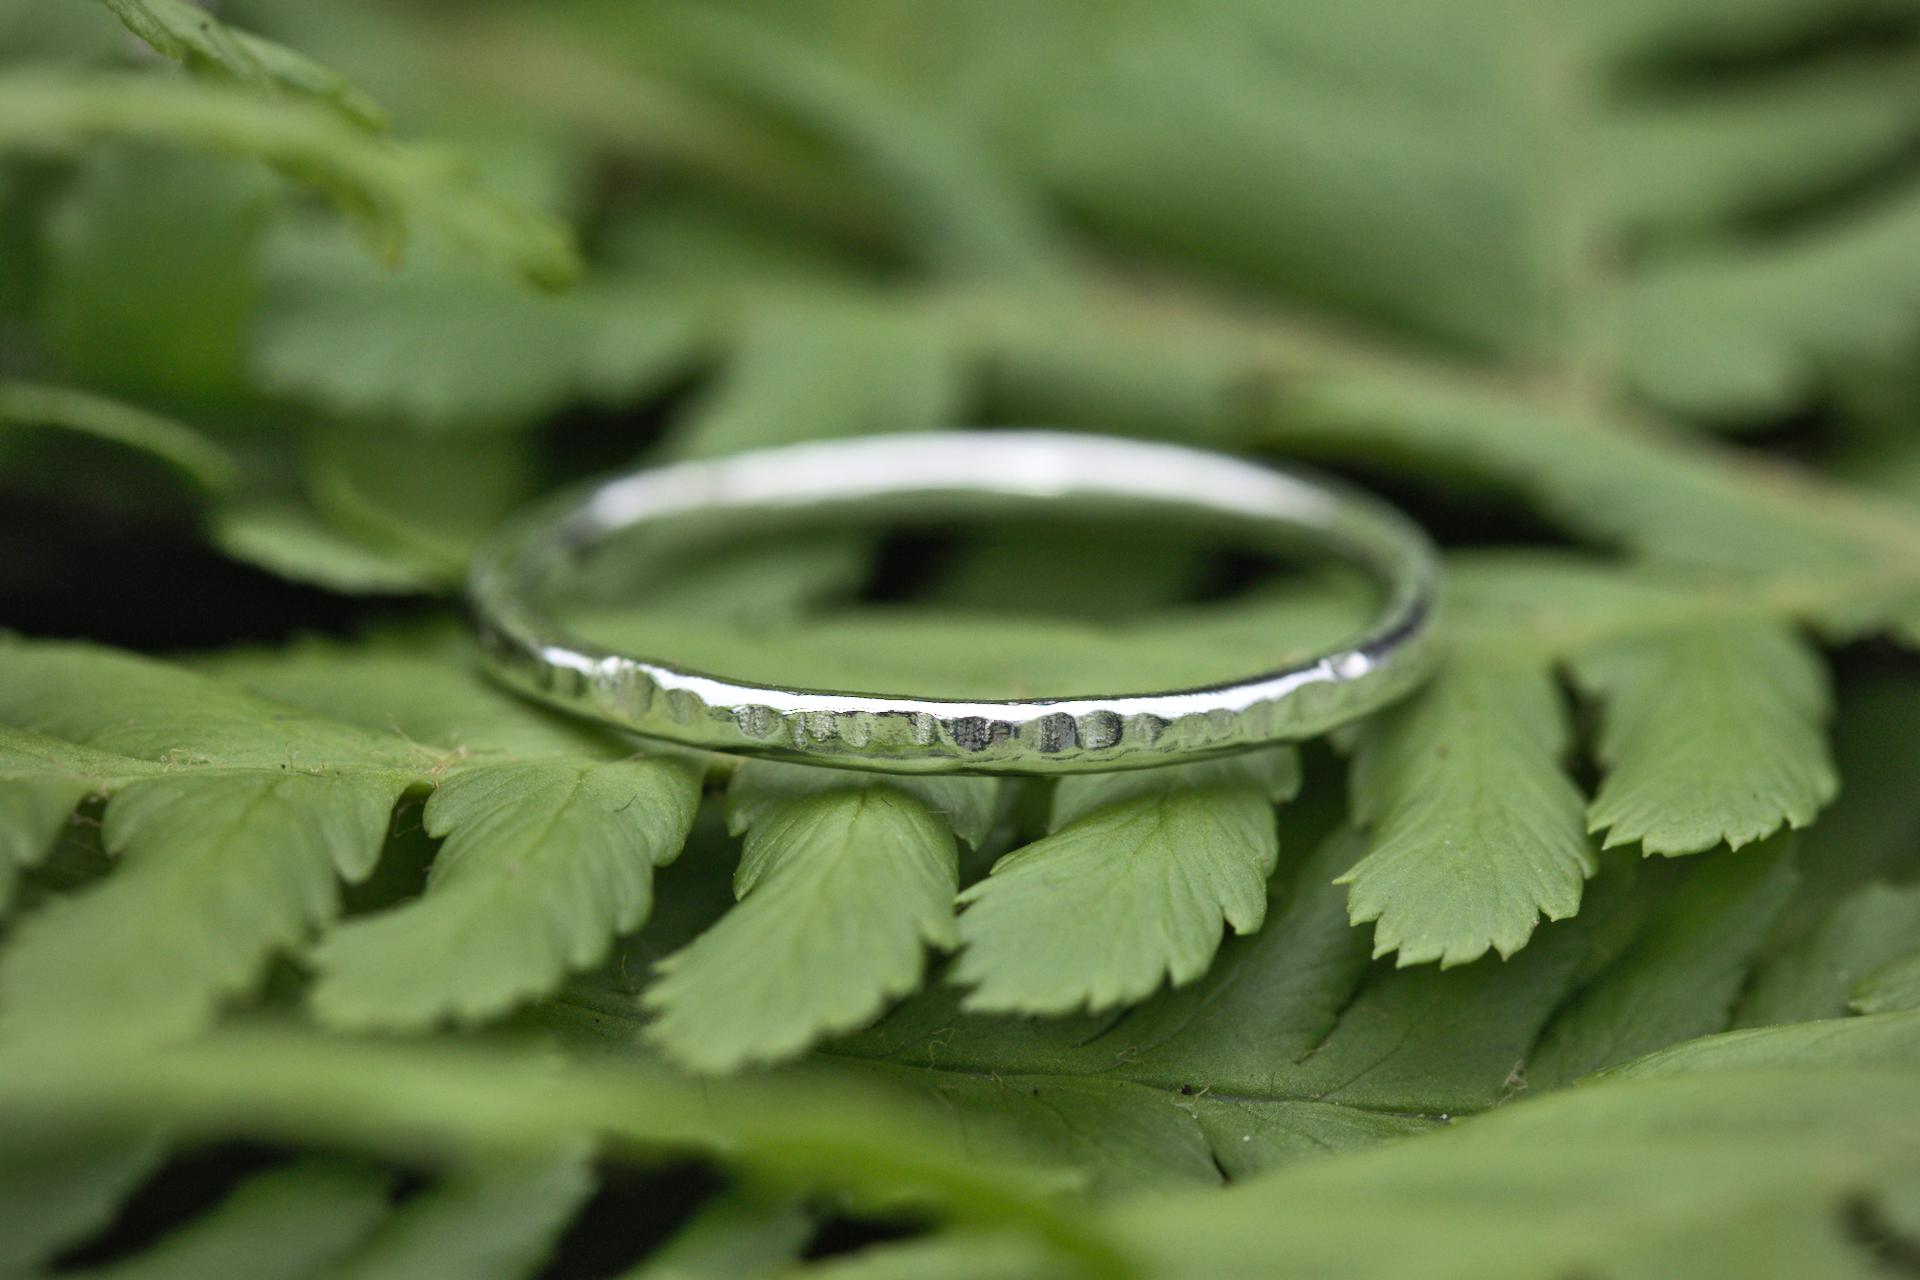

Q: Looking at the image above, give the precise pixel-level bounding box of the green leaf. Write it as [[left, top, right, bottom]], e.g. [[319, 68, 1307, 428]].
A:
[[210, 497, 445, 595], [65, 1160, 392, 1280], [0, 641, 421, 1043], [1048, 825, 1377, 1088], [0, 727, 125, 912], [1526, 838, 1800, 1089], [0, 637, 720, 1051], [951, 749, 1299, 1015], [1274, 376, 1888, 579], [1740, 882, 1920, 1026], [253, 226, 695, 430], [1622, 181, 1920, 417], [616, 824, 1613, 1187], [0, 1121, 162, 1274], [327, 1148, 596, 1280], [1596, 1009, 1920, 1080], [1854, 951, 1920, 1016], [0, 380, 236, 491], [0, 639, 421, 773], [808, 820, 1378, 1118], [0, 767, 405, 1046], [0, 736, 1897, 1268], [561, 0, 1065, 281], [310, 756, 700, 1030], [202, 633, 628, 760], [298, 427, 539, 581], [667, 299, 962, 459], [0, 70, 577, 287], [523, 806, 1607, 1190], [801, 1015, 1920, 1279], [725, 764, 1001, 851], [1599, 52, 1920, 235], [0, 1024, 1117, 1273], [1751, 668, 1920, 935], [1100, 1067, 1920, 1280], [1340, 653, 1594, 966], [544, 811, 1833, 1202], [1268, 868, 1598, 1116], [33, 138, 271, 403], [0, 0, 124, 64], [1573, 619, 1838, 854], [785, 1234, 1050, 1280], [644, 765, 994, 1071], [100, 0, 388, 129], [618, 1190, 813, 1280]]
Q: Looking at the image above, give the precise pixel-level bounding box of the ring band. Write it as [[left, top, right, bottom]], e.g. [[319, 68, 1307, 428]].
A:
[[470, 431, 1442, 774]]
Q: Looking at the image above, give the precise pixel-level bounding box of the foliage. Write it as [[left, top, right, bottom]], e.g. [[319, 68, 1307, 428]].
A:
[[3, 0, 1920, 1274]]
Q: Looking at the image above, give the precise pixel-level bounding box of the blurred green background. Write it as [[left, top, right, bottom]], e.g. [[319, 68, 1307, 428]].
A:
[[8, 0, 1920, 656]]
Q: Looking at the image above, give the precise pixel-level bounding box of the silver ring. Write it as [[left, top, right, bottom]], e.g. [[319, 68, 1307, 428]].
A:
[[469, 431, 1442, 774]]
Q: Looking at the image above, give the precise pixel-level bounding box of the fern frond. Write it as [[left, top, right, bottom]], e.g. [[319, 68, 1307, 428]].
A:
[[0, 766, 404, 1047], [0, 380, 235, 492], [1527, 839, 1800, 1089], [0, 1121, 162, 1274], [1601, 50, 1920, 235], [0, 1024, 1115, 1272], [668, 298, 963, 459], [1853, 950, 1920, 1015], [962, 282, 1920, 634], [767, 822, 1600, 1157], [61, 1161, 391, 1280], [1623, 179, 1920, 417], [325, 1147, 595, 1280], [1339, 656, 1593, 968], [0, 729, 124, 912], [210, 498, 448, 595], [626, 1191, 814, 1279], [1099, 1055, 1920, 1280], [643, 764, 996, 1072], [1573, 620, 1838, 854], [0, 643, 420, 1049], [548, 0, 1066, 282], [7, 3, 1920, 1265], [792, 1021, 1920, 1278], [952, 750, 1299, 1015], [0, 70, 576, 286], [0, 638, 707, 1047], [253, 229, 691, 431], [1739, 882, 1920, 1025], [310, 759, 699, 1031], [1, 753, 1913, 1272], [560, 778, 1910, 1187], [100, 0, 388, 130]]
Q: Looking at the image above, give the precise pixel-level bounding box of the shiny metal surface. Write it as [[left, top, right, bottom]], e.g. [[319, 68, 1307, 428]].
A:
[[469, 431, 1442, 774]]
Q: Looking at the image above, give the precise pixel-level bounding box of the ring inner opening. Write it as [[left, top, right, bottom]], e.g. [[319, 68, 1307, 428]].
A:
[[534, 494, 1381, 702]]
